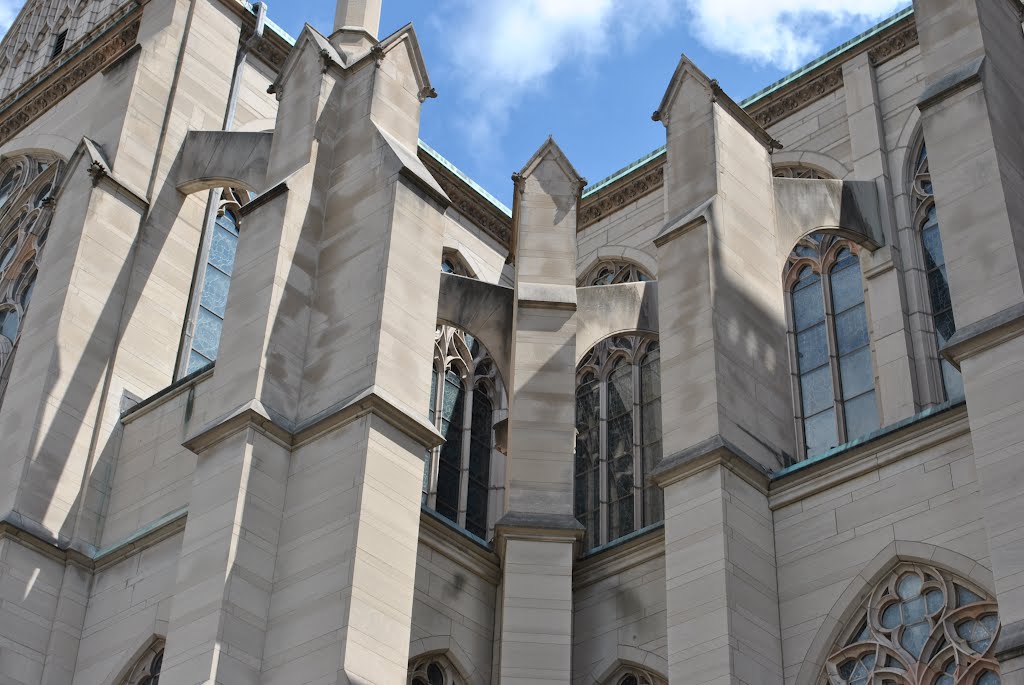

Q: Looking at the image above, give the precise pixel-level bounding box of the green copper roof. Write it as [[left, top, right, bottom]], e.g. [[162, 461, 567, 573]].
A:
[[418, 140, 513, 217], [583, 146, 666, 197], [741, 5, 913, 108]]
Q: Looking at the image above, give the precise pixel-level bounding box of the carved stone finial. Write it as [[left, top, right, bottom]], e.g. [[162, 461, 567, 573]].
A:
[[87, 160, 107, 187]]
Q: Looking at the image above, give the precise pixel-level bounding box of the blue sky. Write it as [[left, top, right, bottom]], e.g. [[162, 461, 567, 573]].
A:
[[0, 0, 912, 205]]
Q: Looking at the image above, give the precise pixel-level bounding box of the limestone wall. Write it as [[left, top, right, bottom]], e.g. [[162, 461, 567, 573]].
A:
[[572, 533, 667, 684], [576, 187, 663, 283], [772, 406, 987, 685]]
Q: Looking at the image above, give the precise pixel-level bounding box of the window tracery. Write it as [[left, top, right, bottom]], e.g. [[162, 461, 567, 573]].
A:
[[910, 140, 962, 402], [575, 333, 662, 550], [580, 259, 654, 286], [408, 654, 464, 685], [774, 165, 832, 180], [0, 153, 60, 387], [609, 666, 666, 685], [180, 188, 251, 376], [786, 233, 878, 459], [823, 565, 1001, 685], [426, 323, 504, 539], [118, 641, 164, 685]]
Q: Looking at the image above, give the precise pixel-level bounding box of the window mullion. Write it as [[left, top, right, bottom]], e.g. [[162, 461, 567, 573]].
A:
[[599, 374, 609, 546], [426, 364, 442, 510], [822, 271, 847, 445], [632, 358, 642, 530], [458, 382, 473, 529]]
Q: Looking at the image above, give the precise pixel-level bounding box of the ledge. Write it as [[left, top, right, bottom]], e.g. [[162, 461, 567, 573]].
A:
[[120, 363, 214, 422], [918, 56, 985, 111], [941, 302, 1024, 368], [649, 434, 772, 494], [419, 507, 500, 584], [575, 522, 665, 589]]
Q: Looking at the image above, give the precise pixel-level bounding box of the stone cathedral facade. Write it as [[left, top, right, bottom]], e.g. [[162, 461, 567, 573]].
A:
[[0, 0, 1023, 682]]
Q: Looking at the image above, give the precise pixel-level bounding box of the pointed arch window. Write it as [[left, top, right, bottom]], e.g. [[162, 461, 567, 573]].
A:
[[426, 324, 504, 540], [0, 153, 61, 400], [408, 655, 464, 685], [787, 234, 878, 459], [580, 259, 654, 286], [118, 641, 164, 685], [575, 334, 662, 550], [911, 140, 962, 401], [606, 666, 667, 685], [773, 164, 833, 180], [822, 564, 1001, 685], [180, 188, 251, 376]]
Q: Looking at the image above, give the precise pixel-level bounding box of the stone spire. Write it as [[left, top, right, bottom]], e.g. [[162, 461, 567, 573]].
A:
[[333, 0, 381, 53]]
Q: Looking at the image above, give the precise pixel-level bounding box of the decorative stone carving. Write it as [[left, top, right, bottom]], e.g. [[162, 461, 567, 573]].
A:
[[748, 66, 844, 129], [419, 149, 512, 249], [0, 14, 140, 147], [577, 163, 664, 231], [869, 25, 919, 66], [240, 23, 289, 70]]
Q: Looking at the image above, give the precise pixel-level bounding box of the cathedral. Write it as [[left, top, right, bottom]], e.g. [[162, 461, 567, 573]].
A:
[[0, 0, 1023, 682]]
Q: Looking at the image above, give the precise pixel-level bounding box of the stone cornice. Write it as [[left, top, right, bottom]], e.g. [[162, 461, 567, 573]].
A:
[[748, 65, 844, 129], [419, 146, 512, 249], [419, 507, 500, 584], [941, 301, 1024, 368], [238, 20, 291, 72], [578, 159, 663, 231], [650, 435, 772, 494], [0, 8, 141, 148], [574, 524, 664, 589], [183, 386, 445, 455], [768, 403, 969, 510]]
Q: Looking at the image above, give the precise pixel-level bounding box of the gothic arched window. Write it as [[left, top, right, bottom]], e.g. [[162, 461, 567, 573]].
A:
[[911, 140, 962, 402], [575, 334, 662, 550], [786, 234, 878, 459], [408, 655, 464, 685], [0, 153, 61, 397], [823, 564, 1001, 685], [773, 164, 832, 180], [426, 324, 503, 540], [580, 259, 654, 286], [119, 642, 164, 685], [181, 188, 251, 376], [603, 665, 667, 685]]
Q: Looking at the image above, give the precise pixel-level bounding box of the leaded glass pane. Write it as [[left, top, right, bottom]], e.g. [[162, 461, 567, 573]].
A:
[[427, 663, 444, 685], [902, 596, 926, 622], [830, 259, 864, 313], [839, 347, 874, 399], [881, 603, 901, 629], [804, 408, 837, 456], [956, 585, 984, 607], [191, 307, 223, 360], [843, 391, 879, 440], [941, 360, 964, 400], [922, 219, 944, 270], [466, 391, 492, 538], [608, 362, 632, 417], [800, 365, 834, 416], [977, 672, 1000, 685], [928, 265, 952, 315], [0, 169, 19, 209], [926, 589, 944, 614], [0, 238, 16, 272], [575, 376, 601, 549], [898, 574, 923, 600], [901, 621, 929, 658], [793, 274, 825, 331], [19, 272, 35, 309], [797, 323, 829, 373], [186, 350, 211, 375], [199, 264, 232, 318], [834, 305, 870, 355], [436, 372, 464, 523], [207, 224, 239, 275]]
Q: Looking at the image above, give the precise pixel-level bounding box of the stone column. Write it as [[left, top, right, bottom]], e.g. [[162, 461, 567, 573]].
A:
[[843, 51, 921, 421], [496, 138, 585, 684], [650, 56, 788, 685], [159, 24, 447, 684], [911, 1, 1024, 681]]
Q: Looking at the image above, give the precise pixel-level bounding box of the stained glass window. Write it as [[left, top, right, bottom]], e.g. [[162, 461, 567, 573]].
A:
[[823, 565, 1002, 685], [787, 234, 878, 459], [408, 655, 463, 685], [575, 333, 662, 550], [118, 642, 164, 685], [425, 324, 504, 539], [186, 209, 239, 375], [579, 259, 654, 286], [912, 140, 963, 401]]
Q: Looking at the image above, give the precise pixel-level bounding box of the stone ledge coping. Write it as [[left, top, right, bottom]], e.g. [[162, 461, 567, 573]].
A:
[[941, 301, 1024, 367], [649, 434, 772, 493], [917, 56, 984, 111]]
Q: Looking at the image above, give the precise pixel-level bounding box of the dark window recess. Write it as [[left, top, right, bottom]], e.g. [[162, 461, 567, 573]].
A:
[[50, 30, 67, 61]]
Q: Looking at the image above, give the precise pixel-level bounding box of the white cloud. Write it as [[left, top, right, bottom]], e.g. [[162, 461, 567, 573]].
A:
[[438, 0, 675, 151], [684, 0, 909, 70], [437, 0, 907, 152]]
